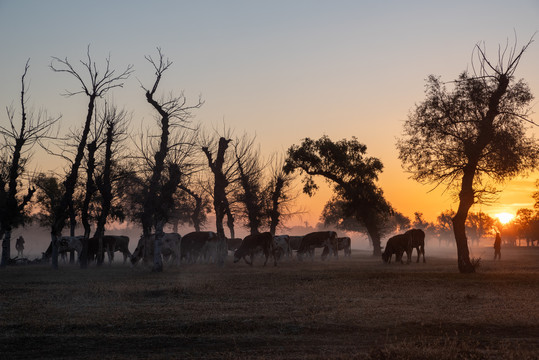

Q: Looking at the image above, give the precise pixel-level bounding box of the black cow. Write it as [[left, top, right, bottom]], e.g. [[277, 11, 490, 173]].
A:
[[297, 231, 338, 261], [382, 233, 412, 264], [88, 235, 132, 264], [180, 231, 223, 263], [234, 232, 276, 266], [405, 228, 426, 263]]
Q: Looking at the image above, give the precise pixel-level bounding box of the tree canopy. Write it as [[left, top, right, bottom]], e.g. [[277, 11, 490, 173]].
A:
[[285, 135, 392, 255]]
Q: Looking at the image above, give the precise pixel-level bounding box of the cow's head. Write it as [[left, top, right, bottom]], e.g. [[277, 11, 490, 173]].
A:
[[233, 249, 243, 263]]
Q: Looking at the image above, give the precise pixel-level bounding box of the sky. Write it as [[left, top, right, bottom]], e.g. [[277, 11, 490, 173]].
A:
[[1, 0, 539, 228]]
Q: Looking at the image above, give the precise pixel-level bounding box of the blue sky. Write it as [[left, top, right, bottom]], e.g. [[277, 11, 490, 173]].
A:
[[1, 0, 538, 224]]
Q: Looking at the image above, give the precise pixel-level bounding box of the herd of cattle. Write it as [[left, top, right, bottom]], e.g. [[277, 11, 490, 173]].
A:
[[40, 228, 426, 266]]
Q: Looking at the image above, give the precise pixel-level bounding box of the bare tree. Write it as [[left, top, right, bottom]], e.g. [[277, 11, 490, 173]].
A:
[[202, 135, 232, 266], [0, 60, 59, 267], [138, 48, 202, 272], [397, 36, 537, 273], [48, 47, 133, 269]]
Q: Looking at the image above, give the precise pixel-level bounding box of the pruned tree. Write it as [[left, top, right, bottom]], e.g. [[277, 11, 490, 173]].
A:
[[397, 36, 538, 273], [232, 132, 265, 235], [0, 60, 59, 267], [202, 135, 232, 266], [285, 136, 392, 255], [48, 47, 133, 269], [137, 48, 202, 272]]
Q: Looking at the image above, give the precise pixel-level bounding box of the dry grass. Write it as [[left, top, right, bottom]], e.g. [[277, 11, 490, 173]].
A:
[[1, 247, 538, 359]]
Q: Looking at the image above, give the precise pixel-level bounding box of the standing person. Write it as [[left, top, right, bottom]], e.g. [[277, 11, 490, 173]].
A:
[[494, 232, 501, 261], [15, 236, 25, 258]]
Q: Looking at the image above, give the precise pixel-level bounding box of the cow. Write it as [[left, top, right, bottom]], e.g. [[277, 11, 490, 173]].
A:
[[288, 236, 303, 251], [180, 231, 224, 263], [41, 236, 83, 263], [273, 235, 292, 260], [321, 236, 351, 259], [382, 233, 412, 264], [227, 238, 243, 252], [297, 231, 338, 261], [234, 232, 276, 266], [405, 228, 426, 263], [58, 235, 84, 262], [87, 235, 132, 264], [131, 233, 181, 266]]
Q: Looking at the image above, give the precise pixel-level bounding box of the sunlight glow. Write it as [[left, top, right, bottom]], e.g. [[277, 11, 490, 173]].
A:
[[495, 212, 514, 225]]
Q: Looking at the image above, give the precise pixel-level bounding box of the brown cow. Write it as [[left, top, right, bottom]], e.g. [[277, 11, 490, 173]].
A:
[[297, 231, 338, 261], [234, 232, 276, 266]]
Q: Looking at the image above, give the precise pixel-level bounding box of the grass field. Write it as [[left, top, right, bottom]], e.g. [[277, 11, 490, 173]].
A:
[[1, 246, 538, 359]]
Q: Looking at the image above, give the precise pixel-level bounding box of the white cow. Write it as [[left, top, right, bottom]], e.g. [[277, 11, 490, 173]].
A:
[[273, 235, 292, 260], [131, 233, 181, 265]]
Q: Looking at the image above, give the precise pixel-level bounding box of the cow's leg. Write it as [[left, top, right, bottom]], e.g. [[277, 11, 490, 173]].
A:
[[244, 255, 253, 266], [321, 246, 329, 260]]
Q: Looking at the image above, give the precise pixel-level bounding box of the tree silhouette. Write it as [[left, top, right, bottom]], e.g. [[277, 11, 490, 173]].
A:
[[49, 47, 132, 269], [139, 48, 202, 272], [0, 60, 59, 267], [397, 36, 538, 273], [285, 136, 392, 255], [202, 136, 232, 266]]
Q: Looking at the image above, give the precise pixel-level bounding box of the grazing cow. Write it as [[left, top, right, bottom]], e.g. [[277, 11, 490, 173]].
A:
[[288, 236, 303, 251], [131, 233, 181, 265], [227, 238, 243, 252], [180, 231, 223, 263], [273, 235, 292, 260], [297, 231, 338, 261], [87, 235, 132, 264], [382, 233, 412, 264], [58, 236, 84, 262], [321, 236, 351, 259], [234, 232, 276, 266], [405, 228, 426, 263]]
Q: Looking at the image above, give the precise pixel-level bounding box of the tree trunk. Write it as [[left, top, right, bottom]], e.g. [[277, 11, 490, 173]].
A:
[[51, 232, 60, 269], [0, 229, 11, 267], [152, 220, 164, 272], [364, 220, 382, 256], [452, 170, 476, 273]]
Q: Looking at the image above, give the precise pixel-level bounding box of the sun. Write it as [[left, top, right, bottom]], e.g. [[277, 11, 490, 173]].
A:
[[495, 212, 514, 225]]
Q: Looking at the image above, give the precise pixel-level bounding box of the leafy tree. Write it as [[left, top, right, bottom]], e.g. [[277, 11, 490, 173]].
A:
[[285, 136, 392, 255], [232, 132, 265, 235], [262, 155, 298, 236], [397, 37, 538, 273], [466, 212, 495, 245], [321, 197, 409, 240]]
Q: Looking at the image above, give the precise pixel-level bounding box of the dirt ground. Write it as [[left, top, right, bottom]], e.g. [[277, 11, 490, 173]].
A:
[[1, 246, 538, 359]]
